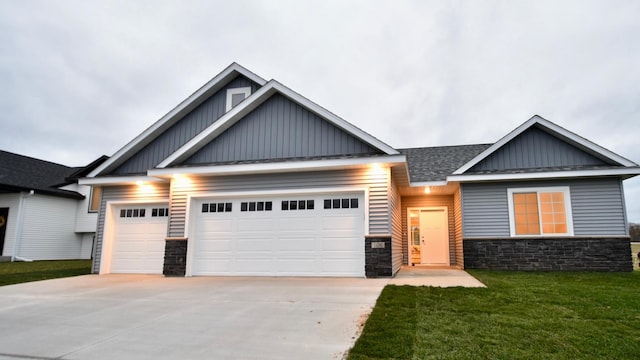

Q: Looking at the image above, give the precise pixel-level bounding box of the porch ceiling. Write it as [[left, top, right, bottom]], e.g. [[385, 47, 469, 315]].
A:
[[397, 182, 460, 196]]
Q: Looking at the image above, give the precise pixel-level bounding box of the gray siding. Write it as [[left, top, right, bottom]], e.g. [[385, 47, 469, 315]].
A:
[[470, 126, 607, 172], [111, 76, 260, 175], [389, 179, 403, 274], [168, 168, 391, 238], [184, 94, 378, 165], [400, 195, 456, 266], [461, 178, 627, 238], [92, 183, 171, 273]]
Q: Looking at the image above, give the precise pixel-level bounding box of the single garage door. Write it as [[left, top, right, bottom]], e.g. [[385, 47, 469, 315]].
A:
[[191, 192, 365, 277], [110, 204, 169, 274]]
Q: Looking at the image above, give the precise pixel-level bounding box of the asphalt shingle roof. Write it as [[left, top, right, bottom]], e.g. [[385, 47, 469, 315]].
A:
[[398, 144, 493, 182], [0, 150, 84, 199]]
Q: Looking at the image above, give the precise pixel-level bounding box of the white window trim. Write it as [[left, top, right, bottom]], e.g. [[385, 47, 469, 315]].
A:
[[507, 186, 574, 237], [225, 87, 251, 112]]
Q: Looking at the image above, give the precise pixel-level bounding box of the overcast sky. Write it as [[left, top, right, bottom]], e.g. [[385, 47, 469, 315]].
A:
[[1, 0, 639, 221]]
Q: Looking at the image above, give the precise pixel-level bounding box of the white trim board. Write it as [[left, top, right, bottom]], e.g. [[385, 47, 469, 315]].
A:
[[447, 167, 640, 182], [150, 155, 406, 178]]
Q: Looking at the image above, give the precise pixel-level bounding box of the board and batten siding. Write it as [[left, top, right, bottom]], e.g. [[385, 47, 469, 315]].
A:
[[461, 178, 627, 238], [184, 93, 378, 165], [93, 183, 171, 273], [400, 195, 457, 266], [111, 76, 260, 175], [470, 126, 607, 172], [389, 180, 403, 274], [168, 168, 391, 238]]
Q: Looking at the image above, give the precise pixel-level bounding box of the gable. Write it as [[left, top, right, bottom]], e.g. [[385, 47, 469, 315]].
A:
[[110, 75, 261, 175], [469, 125, 608, 172], [182, 93, 380, 165]]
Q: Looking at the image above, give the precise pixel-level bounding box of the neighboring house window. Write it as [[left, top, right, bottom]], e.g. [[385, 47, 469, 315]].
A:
[[507, 187, 573, 236], [225, 87, 251, 112], [89, 187, 102, 213]]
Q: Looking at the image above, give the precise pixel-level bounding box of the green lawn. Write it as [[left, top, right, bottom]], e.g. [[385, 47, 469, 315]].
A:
[[0, 260, 92, 286], [349, 271, 640, 360]]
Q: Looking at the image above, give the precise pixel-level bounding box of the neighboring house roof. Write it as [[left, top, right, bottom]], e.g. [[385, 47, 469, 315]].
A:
[[398, 144, 492, 183], [0, 150, 85, 199]]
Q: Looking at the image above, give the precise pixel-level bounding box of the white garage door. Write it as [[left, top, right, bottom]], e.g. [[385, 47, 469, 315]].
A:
[[110, 204, 169, 274], [191, 192, 365, 277]]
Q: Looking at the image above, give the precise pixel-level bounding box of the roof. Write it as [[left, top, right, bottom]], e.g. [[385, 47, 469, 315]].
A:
[[398, 144, 492, 182], [0, 151, 89, 199]]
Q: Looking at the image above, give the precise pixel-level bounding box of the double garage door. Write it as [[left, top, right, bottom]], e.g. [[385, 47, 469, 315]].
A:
[[108, 192, 365, 277]]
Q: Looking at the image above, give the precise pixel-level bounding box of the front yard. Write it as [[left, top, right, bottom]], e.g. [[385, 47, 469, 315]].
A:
[[0, 260, 92, 286], [349, 270, 640, 360]]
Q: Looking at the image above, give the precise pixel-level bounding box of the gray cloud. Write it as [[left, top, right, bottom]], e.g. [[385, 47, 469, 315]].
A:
[[1, 0, 639, 221]]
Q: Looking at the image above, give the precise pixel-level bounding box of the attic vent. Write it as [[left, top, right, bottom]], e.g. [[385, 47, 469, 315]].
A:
[[226, 87, 251, 112]]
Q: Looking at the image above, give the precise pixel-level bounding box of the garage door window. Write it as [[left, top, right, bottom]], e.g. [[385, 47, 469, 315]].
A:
[[324, 198, 358, 209], [152, 208, 169, 217], [241, 201, 273, 212], [281, 200, 314, 211], [120, 208, 146, 218], [202, 203, 232, 213]]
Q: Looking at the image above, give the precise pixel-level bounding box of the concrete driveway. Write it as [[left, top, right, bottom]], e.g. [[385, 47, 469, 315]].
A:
[[0, 275, 388, 360]]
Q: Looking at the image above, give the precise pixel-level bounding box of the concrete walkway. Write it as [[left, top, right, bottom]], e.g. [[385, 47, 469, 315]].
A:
[[388, 267, 486, 287]]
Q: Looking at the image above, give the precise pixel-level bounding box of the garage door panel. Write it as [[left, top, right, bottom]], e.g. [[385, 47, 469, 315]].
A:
[[192, 193, 364, 277], [109, 204, 168, 274]]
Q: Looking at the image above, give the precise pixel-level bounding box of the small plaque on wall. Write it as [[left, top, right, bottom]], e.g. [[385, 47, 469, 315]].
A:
[[371, 242, 385, 249]]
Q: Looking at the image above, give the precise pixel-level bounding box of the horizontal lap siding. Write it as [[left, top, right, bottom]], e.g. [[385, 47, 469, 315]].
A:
[[168, 168, 391, 238], [461, 178, 627, 238], [400, 195, 456, 265], [93, 184, 171, 273], [389, 180, 402, 274], [20, 195, 81, 260], [453, 189, 464, 267]]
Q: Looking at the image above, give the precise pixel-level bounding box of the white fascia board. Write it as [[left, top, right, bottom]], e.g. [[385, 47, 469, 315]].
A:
[[87, 63, 267, 178], [78, 176, 168, 186], [409, 181, 449, 187], [158, 80, 399, 168], [149, 155, 407, 178], [447, 167, 640, 182], [453, 115, 638, 175]]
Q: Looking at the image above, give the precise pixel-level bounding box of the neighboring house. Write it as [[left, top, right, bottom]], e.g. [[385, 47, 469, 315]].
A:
[[80, 63, 640, 277], [0, 151, 107, 261]]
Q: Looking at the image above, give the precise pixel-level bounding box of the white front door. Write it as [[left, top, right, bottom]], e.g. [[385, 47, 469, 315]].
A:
[[419, 208, 450, 265]]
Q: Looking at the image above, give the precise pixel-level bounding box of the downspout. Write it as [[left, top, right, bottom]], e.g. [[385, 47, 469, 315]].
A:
[[12, 191, 34, 262]]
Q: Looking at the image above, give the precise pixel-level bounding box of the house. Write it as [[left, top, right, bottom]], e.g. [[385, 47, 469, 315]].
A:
[[0, 151, 107, 261], [79, 63, 640, 277]]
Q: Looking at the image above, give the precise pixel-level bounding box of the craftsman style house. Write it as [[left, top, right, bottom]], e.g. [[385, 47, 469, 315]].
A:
[[80, 63, 640, 277]]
